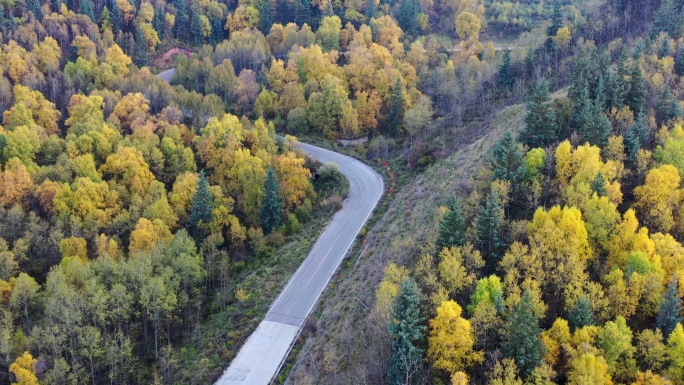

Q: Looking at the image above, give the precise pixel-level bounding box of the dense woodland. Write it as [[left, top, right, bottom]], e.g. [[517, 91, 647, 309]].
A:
[[2, 0, 684, 381]]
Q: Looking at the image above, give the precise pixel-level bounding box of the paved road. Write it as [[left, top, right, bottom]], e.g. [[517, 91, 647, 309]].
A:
[[155, 69, 384, 385], [157, 68, 176, 83]]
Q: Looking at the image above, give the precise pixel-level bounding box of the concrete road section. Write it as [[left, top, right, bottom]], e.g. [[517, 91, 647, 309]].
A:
[[155, 68, 384, 385], [216, 144, 383, 385]]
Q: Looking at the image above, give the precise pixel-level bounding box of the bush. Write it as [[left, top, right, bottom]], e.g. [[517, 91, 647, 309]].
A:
[[295, 198, 313, 223], [287, 107, 309, 134], [284, 213, 302, 235], [322, 195, 344, 211]]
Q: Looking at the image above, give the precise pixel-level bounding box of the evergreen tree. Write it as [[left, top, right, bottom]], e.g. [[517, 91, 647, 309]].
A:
[[277, 0, 292, 23], [626, 65, 647, 114], [653, 0, 680, 38], [295, 0, 312, 25], [188, 170, 214, 242], [153, 5, 166, 41], [590, 171, 606, 197], [624, 112, 649, 161], [260, 0, 274, 33], [189, 6, 204, 46], [260, 167, 282, 234], [385, 78, 405, 135], [656, 85, 682, 126], [660, 35, 672, 58], [51, 0, 62, 13], [489, 130, 525, 188], [210, 16, 224, 45], [111, 0, 122, 32], [364, 0, 377, 20], [134, 26, 150, 67], [577, 77, 612, 148], [79, 0, 95, 21], [398, 0, 420, 36], [676, 47, 684, 76], [388, 278, 425, 385], [476, 191, 505, 268], [568, 297, 595, 330], [498, 50, 514, 92], [26, 0, 41, 20], [436, 197, 466, 251], [520, 80, 557, 148], [545, 1, 562, 51], [612, 49, 629, 108], [657, 274, 683, 339], [504, 290, 545, 377], [324, 0, 333, 16]]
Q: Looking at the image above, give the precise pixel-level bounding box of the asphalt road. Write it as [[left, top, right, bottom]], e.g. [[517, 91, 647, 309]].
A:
[[155, 69, 385, 384], [157, 68, 176, 83]]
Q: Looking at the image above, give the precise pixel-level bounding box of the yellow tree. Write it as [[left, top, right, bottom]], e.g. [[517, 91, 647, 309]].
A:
[[275, 152, 312, 209], [100, 147, 156, 197], [568, 353, 612, 385], [0, 158, 32, 207], [634, 165, 682, 234], [9, 351, 38, 385], [129, 218, 172, 253], [427, 300, 482, 374]]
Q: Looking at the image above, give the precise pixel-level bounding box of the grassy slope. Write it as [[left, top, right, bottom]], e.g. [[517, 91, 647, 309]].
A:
[[285, 102, 527, 384]]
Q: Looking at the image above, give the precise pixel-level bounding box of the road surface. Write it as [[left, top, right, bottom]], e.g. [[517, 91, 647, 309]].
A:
[[155, 69, 385, 385], [157, 68, 176, 83]]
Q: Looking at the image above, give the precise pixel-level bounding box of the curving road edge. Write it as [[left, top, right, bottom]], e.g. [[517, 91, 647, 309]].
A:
[[155, 69, 385, 385]]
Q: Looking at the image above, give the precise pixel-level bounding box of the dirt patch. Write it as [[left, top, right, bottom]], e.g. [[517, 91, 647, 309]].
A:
[[155, 47, 193, 69]]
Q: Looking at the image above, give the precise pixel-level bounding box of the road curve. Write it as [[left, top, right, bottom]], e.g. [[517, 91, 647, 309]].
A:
[[155, 69, 384, 385]]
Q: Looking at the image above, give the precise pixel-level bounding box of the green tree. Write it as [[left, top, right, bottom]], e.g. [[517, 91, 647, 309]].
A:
[[134, 26, 149, 67], [568, 296, 595, 330], [79, 0, 95, 21], [626, 65, 647, 114], [259, 167, 282, 234], [111, 0, 122, 31], [100, 6, 112, 29], [260, 0, 274, 33], [385, 78, 405, 135], [364, 0, 377, 20], [398, 0, 420, 35], [153, 5, 166, 40], [490, 130, 525, 186], [676, 47, 684, 76], [436, 197, 466, 251], [590, 171, 607, 197], [388, 278, 425, 385], [498, 50, 514, 91], [189, 6, 204, 46], [520, 80, 557, 148], [476, 191, 505, 268], [653, 0, 680, 37], [624, 112, 649, 161], [657, 274, 683, 339], [187, 170, 214, 242], [545, 1, 562, 51], [655, 84, 681, 126], [659, 36, 672, 58], [504, 290, 545, 377]]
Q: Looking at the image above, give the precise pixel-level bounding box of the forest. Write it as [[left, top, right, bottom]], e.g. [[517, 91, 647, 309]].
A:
[[1, 0, 684, 380]]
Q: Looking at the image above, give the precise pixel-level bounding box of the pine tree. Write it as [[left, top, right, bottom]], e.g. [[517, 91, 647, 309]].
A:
[[626, 65, 647, 114], [111, 0, 122, 32], [260, 167, 282, 234], [656, 85, 682, 126], [490, 130, 525, 185], [385, 78, 405, 135], [189, 6, 204, 46], [80, 0, 95, 21], [612, 49, 629, 108], [590, 171, 606, 197], [398, 0, 420, 36], [188, 170, 214, 242], [210, 16, 224, 45], [504, 290, 546, 377], [676, 47, 684, 76], [51, 0, 62, 12], [658, 274, 683, 339], [100, 6, 112, 30], [134, 26, 150, 67], [260, 0, 274, 33], [436, 197, 466, 251], [547, 1, 562, 37], [476, 191, 505, 268], [660, 35, 672, 58], [388, 278, 425, 385], [577, 77, 612, 148], [153, 5, 166, 41], [26, 0, 42, 20], [520, 80, 557, 148], [295, 0, 312, 25], [568, 297, 595, 330], [498, 50, 514, 92], [653, 0, 680, 38], [624, 112, 649, 161]]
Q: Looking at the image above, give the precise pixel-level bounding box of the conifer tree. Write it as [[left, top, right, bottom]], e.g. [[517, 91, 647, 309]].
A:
[[134, 26, 150, 67], [658, 274, 683, 339], [189, 6, 204, 46], [624, 112, 649, 161], [676, 47, 684, 76], [260, 0, 275, 33], [26, 0, 41, 20], [210, 16, 224, 44], [504, 290, 545, 377], [111, 0, 122, 31], [385, 78, 405, 135], [398, 0, 420, 36], [100, 6, 112, 30], [520, 80, 557, 148], [498, 50, 514, 92], [489, 131, 525, 186], [659, 36, 672, 58], [655, 85, 681, 126], [476, 191, 505, 267], [260, 167, 282, 234], [153, 5, 166, 40], [590, 171, 607, 197], [295, 0, 312, 25], [79, 0, 95, 21], [388, 278, 425, 385], [569, 296, 595, 330], [324, 0, 333, 16], [612, 49, 629, 108], [364, 0, 377, 20], [188, 170, 214, 242], [626, 65, 647, 114], [653, 0, 679, 38], [545, 1, 562, 51], [436, 197, 466, 251]]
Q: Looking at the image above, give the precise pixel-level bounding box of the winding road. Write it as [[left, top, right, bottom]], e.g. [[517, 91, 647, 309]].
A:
[[156, 69, 385, 385]]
